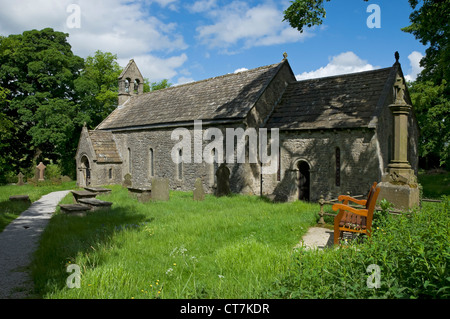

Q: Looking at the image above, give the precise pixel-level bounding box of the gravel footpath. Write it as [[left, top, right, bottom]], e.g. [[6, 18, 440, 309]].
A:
[[0, 190, 70, 299]]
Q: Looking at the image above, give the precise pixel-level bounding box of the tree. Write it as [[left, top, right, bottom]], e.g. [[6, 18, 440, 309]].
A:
[[0, 28, 84, 176], [143, 78, 172, 93], [74, 50, 122, 127], [409, 80, 450, 169]]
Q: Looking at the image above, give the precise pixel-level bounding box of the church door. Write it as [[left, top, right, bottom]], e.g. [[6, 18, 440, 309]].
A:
[[81, 156, 91, 186], [297, 161, 310, 201]]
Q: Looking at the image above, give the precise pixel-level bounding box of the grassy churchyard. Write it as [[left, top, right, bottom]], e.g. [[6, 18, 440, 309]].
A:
[[0, 171, 448, 299]]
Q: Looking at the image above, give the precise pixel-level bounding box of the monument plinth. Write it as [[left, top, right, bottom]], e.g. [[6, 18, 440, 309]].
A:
[[378, 64, 420, 210]]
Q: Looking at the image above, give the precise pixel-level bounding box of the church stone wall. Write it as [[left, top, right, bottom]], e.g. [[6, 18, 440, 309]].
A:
[[112, 124, 261, 194], [263, 128, 381, 202]]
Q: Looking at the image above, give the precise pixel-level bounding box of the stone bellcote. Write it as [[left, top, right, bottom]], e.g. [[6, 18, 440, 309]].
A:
[[118, 59, 144, 106]]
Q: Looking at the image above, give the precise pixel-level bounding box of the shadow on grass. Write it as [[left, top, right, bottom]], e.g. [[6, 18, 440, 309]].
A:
[[0, 200, 32, 232], [30, 195, 152, 297]]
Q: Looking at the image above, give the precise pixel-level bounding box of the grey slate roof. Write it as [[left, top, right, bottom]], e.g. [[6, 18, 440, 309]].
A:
[[88, 130, 122, 163], [266, 66, 396, 130], [97, 62, 286, 130]]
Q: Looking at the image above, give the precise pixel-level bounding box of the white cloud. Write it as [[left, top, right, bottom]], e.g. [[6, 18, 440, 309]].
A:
[[0, 0, 188, 82], [296, 52, 377, 80], [188, 0, 217, 13], [119, 53, 189, 82], [234, 68, 248, 73], [196, 1, 313, 51], [404, 51, 424, 82]]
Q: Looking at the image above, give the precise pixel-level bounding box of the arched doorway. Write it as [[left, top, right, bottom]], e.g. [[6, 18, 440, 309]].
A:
[[81, 155, 91, 186], [297, 161, 310, 201]]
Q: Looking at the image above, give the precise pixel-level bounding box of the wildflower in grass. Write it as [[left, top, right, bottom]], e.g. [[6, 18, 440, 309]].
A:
[[173, 263, 176, 266], [218, 275, 224, 279], [166, 268, 174, 276]]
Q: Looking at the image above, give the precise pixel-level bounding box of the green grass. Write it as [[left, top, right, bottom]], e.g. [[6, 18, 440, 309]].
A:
[[0, 181, 77, 232], [418, 170, 450, 199], [31, 185, 319, 299]]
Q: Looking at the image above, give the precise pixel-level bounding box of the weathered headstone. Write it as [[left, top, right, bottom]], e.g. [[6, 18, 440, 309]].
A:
[[193, 178, 205, 201], [123, 173, 132, 187], [215, 163, 231, 197], [151, 178, 169, 201], [36, 162, 46, 181], [17, 172, 25, 186]]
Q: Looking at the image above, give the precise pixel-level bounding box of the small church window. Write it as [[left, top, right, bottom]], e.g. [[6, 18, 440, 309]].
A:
[[149, 148, 154, 177], [128, 148, 132, 174], [335, 147, 341, 187], [109, 168, 112, 180], [177, 149, 183, 180]]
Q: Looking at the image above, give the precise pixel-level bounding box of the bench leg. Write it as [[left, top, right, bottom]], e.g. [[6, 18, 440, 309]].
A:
[[334, 224, 340, 245]]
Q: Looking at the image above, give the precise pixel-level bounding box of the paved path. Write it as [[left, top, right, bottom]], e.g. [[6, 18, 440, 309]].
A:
[[298, 227, 334, 250], [0, 190, 70, 299]]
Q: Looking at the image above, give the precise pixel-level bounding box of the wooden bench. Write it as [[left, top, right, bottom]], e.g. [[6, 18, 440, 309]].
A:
[[332, 182, 380, 245]]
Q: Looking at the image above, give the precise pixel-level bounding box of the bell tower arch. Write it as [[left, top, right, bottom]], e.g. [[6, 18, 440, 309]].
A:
[[118, 59, 144, 105]]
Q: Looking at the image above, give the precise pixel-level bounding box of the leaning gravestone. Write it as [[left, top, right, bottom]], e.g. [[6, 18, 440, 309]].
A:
[[151, 178, 169, 201], [36, 162, 46, 181], [215, 163, 231, 197], [17, 172, 25, 186], [123, 173, 132, 187], [193, 178, 205, 201]]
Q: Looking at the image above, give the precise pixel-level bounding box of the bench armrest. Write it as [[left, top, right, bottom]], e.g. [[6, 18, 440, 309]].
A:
[[332, 203, 368, 217], [337, 195, 367, 206]]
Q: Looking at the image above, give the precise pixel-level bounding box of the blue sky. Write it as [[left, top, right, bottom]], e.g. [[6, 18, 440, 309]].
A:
[[0, 0, 426, 84]]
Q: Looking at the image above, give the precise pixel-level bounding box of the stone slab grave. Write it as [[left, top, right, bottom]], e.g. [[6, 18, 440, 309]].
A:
[[71, 190, 99, 203], [151, 178, 169, 201], [78, 198, 113, 211], [84, 187, 112, 194], [59, 204, 91, 217], [128, 187, 152, 202], [9, 195, 31, 204], [193, 178, 205, 201]]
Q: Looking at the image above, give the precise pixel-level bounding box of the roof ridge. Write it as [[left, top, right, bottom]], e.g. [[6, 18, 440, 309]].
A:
[[295, 66, 393, 83], [138, 61, 284, 96]]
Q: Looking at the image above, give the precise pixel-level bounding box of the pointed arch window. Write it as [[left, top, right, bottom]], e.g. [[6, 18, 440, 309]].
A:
[[149, 148, 155, 177], [177, 149, 183, 180]]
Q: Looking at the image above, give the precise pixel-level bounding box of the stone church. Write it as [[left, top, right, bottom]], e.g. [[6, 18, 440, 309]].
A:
[[75, 54, 419, 202]]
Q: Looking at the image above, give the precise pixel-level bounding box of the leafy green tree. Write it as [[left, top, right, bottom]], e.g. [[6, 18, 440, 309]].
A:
[[143, 78, 172, 93], [0, 28, 84, 176], [409, 80, 450, 168], [74, 50, 122, 127]]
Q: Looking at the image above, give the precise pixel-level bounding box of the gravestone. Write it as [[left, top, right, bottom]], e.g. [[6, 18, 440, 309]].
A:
[[151, 178, 169, 201], [193, 178, 205, 201], [215, 163, 231, 197], [36, 162, 46, 181], [123, 173, 132, 187], [17, 172, 25, 186]]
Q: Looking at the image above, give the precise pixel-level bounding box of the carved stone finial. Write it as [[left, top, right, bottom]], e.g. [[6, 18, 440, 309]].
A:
[[283, 52, 288, 60], [395, 51, 400, 64]]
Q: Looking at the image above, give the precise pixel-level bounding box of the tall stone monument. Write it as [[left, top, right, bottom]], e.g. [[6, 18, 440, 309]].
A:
[[36, 162, 46, 182], [378, 55, 420, 209]]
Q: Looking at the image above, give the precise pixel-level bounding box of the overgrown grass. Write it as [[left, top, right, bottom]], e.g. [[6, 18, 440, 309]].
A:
[[269, 197, 450, 299], [31, 185, 319, 299], [0, 181, 76, 232]]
